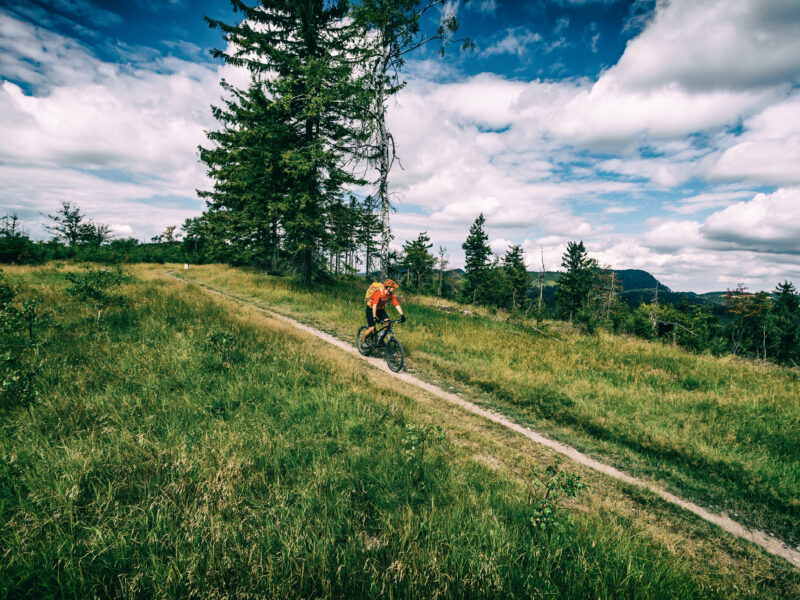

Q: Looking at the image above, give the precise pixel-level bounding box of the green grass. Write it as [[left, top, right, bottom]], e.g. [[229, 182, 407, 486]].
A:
[[1, 264, 794, 598], [173, 264, 800, 547]]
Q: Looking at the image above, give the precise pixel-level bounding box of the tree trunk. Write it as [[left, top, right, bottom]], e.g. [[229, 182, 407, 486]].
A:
[[538, 246, 545, 325], [271, 221, 279, 273], [377, 50, 392, 280]]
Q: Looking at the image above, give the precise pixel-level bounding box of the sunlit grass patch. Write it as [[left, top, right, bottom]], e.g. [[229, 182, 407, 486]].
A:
[[174, 264, 800, 547], [3, 264, 797, 597]]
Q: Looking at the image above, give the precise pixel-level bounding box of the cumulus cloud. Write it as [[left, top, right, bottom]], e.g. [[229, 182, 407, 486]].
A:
[[597, 157, 695, 187], [612, 0, 800, 92], [708, 92, 800, 185], [110, 224, 134, 236], [544, 73, 776, 149], [0, 9, 250, 240], [700, 187, 800, 254]]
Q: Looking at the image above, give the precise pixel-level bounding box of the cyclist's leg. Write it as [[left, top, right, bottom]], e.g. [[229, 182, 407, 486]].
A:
[[376, 309, 389, 344], [364, 306, 376, 336]]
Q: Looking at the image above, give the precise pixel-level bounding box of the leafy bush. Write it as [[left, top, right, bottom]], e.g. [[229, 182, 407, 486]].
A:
[[527, 462, 588, 531], [0, 271, 41, 413], [65, 265, 130, 320]]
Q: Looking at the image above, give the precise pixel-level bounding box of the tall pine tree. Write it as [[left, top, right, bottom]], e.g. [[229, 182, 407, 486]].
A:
[[206, 0, 368, 284], [199, 81, 287, 270], [503, 244, 529, 310], [556, 240, 598, 321], [771, 281, 799, 363], [461, 213, 491, 305], [402, 231, 436, 291]]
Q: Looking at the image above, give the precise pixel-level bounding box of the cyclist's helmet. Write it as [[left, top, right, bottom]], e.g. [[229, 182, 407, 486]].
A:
[[383, 278, 398, 289]]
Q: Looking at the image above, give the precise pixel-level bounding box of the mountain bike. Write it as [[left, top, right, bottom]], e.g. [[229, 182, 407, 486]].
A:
[[357, 319, 405, 372]]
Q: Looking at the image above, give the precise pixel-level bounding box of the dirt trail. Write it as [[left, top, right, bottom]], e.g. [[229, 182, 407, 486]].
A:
[[170, 271, 800, 570]]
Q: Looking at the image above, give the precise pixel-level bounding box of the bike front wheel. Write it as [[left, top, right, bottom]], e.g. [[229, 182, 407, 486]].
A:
[[357, 326, 376, 356], [385, 337, 405, 372]]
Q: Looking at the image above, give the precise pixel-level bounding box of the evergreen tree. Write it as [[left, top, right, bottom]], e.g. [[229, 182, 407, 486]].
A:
[[206, 0, 368, 284], [556, 241, 598, 321], [483, 258, 512, 308], [460, 213, 491, 305], [771, 281, 800, 364], [724, 285, 772, 358], [199, 80, 288, 272], [503, 244, 529, 310], [327, 195, 361, 276], [0, 215, 40, 264], [402, 231, 436, 291]]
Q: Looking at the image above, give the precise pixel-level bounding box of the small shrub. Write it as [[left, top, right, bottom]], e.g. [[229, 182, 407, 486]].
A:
[[527, 462, 588, 532], [65, 265, 130, 321], [0, 351, 37, 413], [401, 422, 446, 486]]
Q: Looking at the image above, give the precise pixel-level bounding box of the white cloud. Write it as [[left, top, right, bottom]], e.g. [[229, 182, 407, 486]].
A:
[[663, 190, 755, 215], [700, 187, 800, 254], [641, 219, 703, 252], [110, 224, 134, 235], [489, 237, 512, 256], [477, 0, 498, 16], [0, 10, 250, 241], [598, 157, 695, 187], [708, 92, 800, 185], [612, 0, 800, 92], [544, 73, 776, 149], [0, 164, 204, 240], [483, 27, 542, 57]]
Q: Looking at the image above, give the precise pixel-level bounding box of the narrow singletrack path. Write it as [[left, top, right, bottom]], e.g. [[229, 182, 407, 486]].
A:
[[169, 271, 800, 570]]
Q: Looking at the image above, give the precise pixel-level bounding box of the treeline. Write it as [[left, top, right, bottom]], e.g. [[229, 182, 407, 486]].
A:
[[0, 209, 190, 265], [2, 205, 798, 365], [390, 213, 800, 367]]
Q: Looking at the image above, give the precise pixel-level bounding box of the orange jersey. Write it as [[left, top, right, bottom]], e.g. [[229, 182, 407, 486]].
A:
[[367, 288, 399, 309]]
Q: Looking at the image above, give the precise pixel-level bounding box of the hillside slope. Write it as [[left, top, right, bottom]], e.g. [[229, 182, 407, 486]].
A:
[[177, 265, 800, 550], [3, 263, 797, 597]]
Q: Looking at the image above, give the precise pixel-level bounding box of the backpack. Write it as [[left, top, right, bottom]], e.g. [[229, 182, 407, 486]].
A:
[[365, 281, 385, 303]]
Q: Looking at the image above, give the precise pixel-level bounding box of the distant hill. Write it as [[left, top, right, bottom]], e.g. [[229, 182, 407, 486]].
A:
[[425, 266, 728, 310], [613, 269, 671, 293], [524, 268, 720, 310]]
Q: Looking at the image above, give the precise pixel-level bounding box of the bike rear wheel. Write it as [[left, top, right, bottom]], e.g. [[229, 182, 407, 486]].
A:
[[385, 337, 405, 372], [357, 326, 376, 356]]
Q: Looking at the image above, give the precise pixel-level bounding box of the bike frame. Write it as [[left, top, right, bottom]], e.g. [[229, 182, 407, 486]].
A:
[[373, 319, 400, 341]]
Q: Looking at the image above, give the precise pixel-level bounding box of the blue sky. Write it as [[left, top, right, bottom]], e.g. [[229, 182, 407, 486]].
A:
[[1, 0, 799, 292]]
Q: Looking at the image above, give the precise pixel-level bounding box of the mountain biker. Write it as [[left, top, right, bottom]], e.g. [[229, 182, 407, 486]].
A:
[[364, 278, 405, 339]]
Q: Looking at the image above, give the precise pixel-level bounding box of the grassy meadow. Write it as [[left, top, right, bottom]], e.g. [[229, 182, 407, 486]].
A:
[[1, 263, 797, 598], [173, 264, 800, 548]]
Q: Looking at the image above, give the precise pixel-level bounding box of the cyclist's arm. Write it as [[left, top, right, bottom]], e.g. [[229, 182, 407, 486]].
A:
[[370, 291, 381, 320], [391, 294, 403, 318]]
